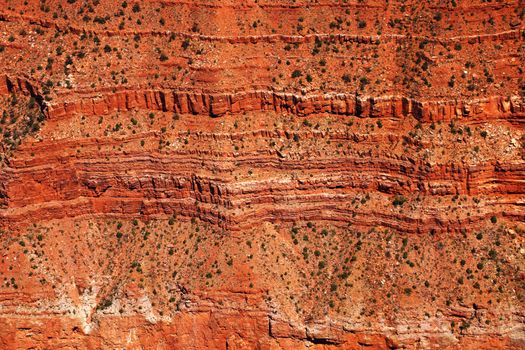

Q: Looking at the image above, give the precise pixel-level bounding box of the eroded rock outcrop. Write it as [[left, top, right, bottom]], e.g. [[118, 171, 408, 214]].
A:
[[0, 0, 524, 349]]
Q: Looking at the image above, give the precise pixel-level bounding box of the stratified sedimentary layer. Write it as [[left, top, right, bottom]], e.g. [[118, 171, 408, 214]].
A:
[[0, 0, 524, 349], [0, 218, 524, 349]]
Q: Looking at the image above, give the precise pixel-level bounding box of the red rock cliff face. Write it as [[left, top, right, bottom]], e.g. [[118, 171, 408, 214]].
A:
[[0, 0, 524, 349]]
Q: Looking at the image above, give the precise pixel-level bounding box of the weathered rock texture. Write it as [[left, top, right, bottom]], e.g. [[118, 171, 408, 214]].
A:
[[0, 0, 524, 349]]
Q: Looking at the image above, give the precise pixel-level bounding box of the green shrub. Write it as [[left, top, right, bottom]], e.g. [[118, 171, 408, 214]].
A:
[[393, 196, 407, 207]]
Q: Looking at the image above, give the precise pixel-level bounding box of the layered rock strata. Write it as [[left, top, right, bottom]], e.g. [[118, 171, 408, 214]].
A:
[[0, 0, 524, 349]]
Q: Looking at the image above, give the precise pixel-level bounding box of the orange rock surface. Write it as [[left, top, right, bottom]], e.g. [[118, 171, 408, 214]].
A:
[[0, 0, 524, 349]]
